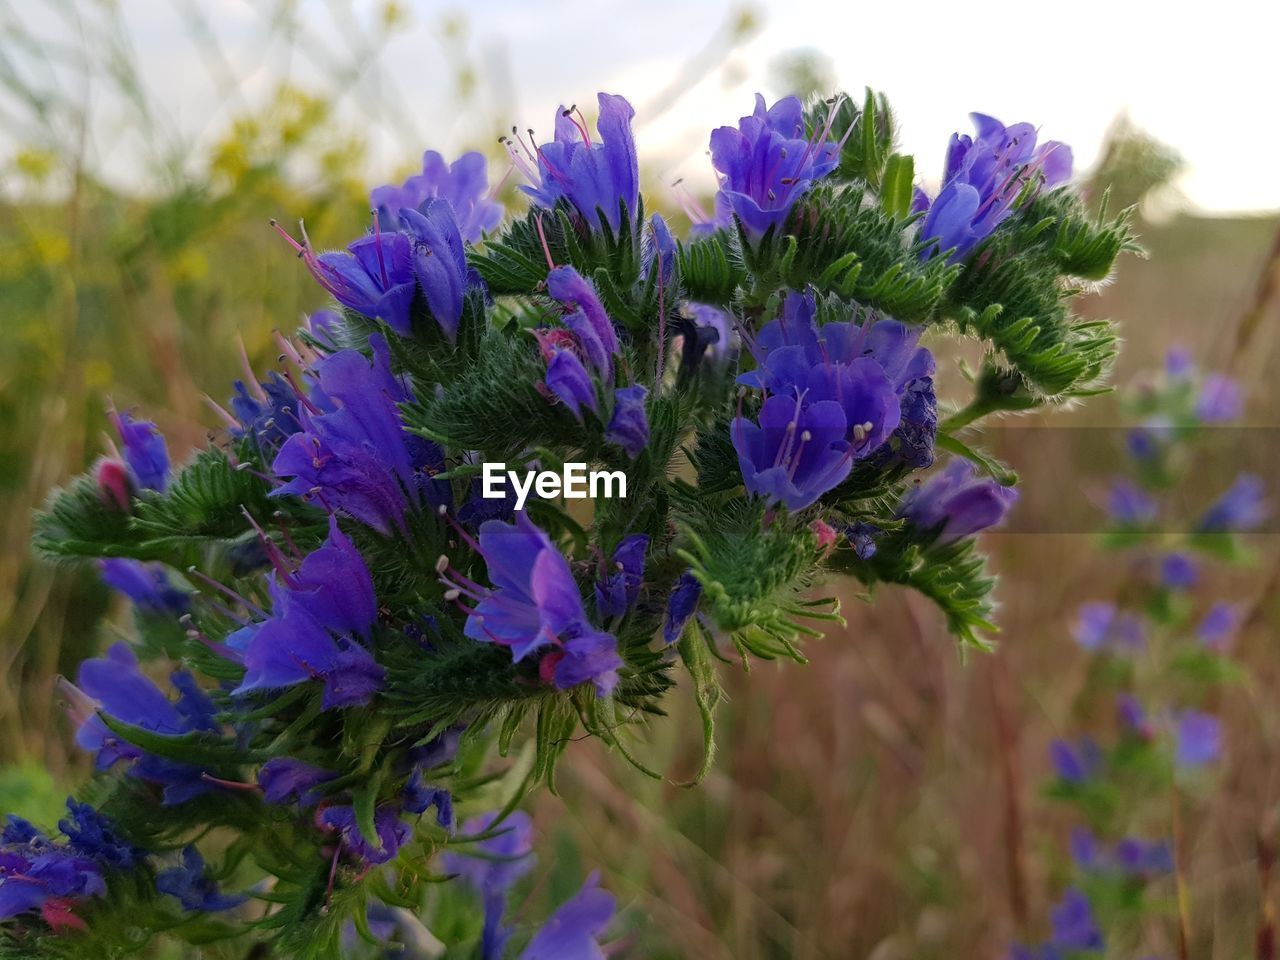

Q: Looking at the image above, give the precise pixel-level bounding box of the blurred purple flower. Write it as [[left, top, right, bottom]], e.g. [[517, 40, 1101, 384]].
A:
[[898, 458, 1018, 544], [1159, 552, 1198, 590], [1197, 474, 1268, 532], [112, 411, 169, 493], [1198, 602, 1241, 652], [1050, 737, 1102, 784], [1195, 374, 1242, 423], [99, 559, 188, 615], [1049, 888, 1103, 951], [257, 759, 335, 807], [156, 846, 244, 912], [318, 805, 411, 866], [1106, 480, 1156, 527], [1116, 694, 1152, 738], [443, 811, 535, 960], [518, 872, 615, 960], [663, 571, 702, 646], [1072, 602, 1145, 653], [371, 150, 503, 243], [1165, 345, 1195, 379], [1175, 710, 1221, 768]]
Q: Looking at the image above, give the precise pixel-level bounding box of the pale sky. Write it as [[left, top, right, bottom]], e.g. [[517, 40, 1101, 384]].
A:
[[7, 0, 1278, 213]]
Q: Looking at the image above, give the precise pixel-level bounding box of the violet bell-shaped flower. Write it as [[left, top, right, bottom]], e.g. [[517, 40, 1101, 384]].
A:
[[709, 94, 843, 240], [371, 149, 503, 243], [510, 93, 640, 234], [440, 512, 622, 696], [897, 457, 1018, 544], [917, 113, 1072, 262]]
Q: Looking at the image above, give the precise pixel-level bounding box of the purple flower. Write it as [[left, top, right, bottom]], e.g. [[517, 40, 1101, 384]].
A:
[[156, 846, 244, 912], [400, 200, 472, 342], [68, 643, 220, 805], [99, 558, 188, 615], [403, 775, 453, 832], [232, 517, 384, 710], [543, 348, 599, 421], [257, 759, 336, 806], [518, 872, 615, 960], [1195, 374, 1242, 422], [1175, 710, 1221, 768], [291, 226, 417, 336], [1068, 827, 1098, 869], [1116, 694, 1152, 738], [513, 93, 639, 234], [662, 571, 702, 646], [272, 334, 423, 535], [1198, 474, 1268, 532], [318, 805, 411, 866], [229, 372, 310, 452], [845, 522, 880, 560], [1113, 837, 1174, 876], [1049, 888, 1103, 951], [898, 458, 1018, 544], [1050, 737, 1102, 784], [445, 512, 621, 696], [0, 846, 105, 926], [1198, 602, 1241, 652], [737, 291, 935, 469], [645, 213, 677, 286], [58, 800, 142, 871], [371, 149, 503, 243], [444, 812, 535, 960], [917, 113, 1072, 261], [1107, 480, 1156, 527], [595, 534, 648, 621], [733, 394, 854, 510], [708, 94, 841, 240], [1166, 345, 1194, 379], [605, 385, 649, 458], [112, 411, 169, 492], [1160, 552, 1197, 590], [545, 266, 620, 377], [682, 303, 735, 375], [1073, 602, 1145, 653]]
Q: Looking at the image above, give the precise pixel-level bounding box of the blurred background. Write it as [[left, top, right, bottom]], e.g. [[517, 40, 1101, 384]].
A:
[[2, 1, 1279, 956]]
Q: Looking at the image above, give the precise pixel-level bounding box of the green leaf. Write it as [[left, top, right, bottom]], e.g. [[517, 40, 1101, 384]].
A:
[[879, 153, 915, 219]]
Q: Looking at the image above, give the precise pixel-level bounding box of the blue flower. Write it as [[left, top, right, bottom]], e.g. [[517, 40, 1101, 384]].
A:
[[662, 571, 702, 646], [403, 774, 453, 832], [1050, 737, 1102, 784], [400, 200, 472, 342], [545, 266, 620, 377], [1175, 710, 1221, 768], [898, 458, 1018, 544], [1048, 888, 1103, 951], [1107, 480, 1157, 527], [289, 225, 417, 336], [513, 93, 640, 233], [733, 393, 854, 510], [318, 804, 411, 866], [58, 799, 143, 870], [1073, 602, 1145, 653], [68, 643, 220, 805], [112, 411, 169, 492], [99, 558, 188, 615], [1197, 474, 1268, 532], [1159, 552, 1197, 590], [229, 371, 310, 452], [231, 517, 384, 710], [518, 872, 615, 960], [917, 113, 1072, 261], [1112, 837, 1174, 876], [644, 213, 676, 286], [1195, 374, 1242, 422], [845, 522, 880, 560], [1116, 694, 1152, 738], [0, 846, 105, 926], [708, 94, 841, 240], [605, 385, 649, 458], [1165, 345, 1194, 379], [257, 758, 336, 806], [371, 150, 503, 243], [595, 534, 648, 621], [446, 512, 621, 696], [543, 348, 599, 421], [1197, 602, 1241, 652], [156, 846, 244, 912], [443, 811, 535, 960], [272, 334, 424, 535]]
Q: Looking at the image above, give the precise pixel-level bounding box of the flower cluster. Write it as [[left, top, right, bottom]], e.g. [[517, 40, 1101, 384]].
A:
[[22, 87, 1128, 957], [1014, 350, 1266, 957]]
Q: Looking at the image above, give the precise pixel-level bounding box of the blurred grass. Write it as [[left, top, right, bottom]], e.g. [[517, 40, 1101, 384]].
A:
[[2, 3, 1280, 957]]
